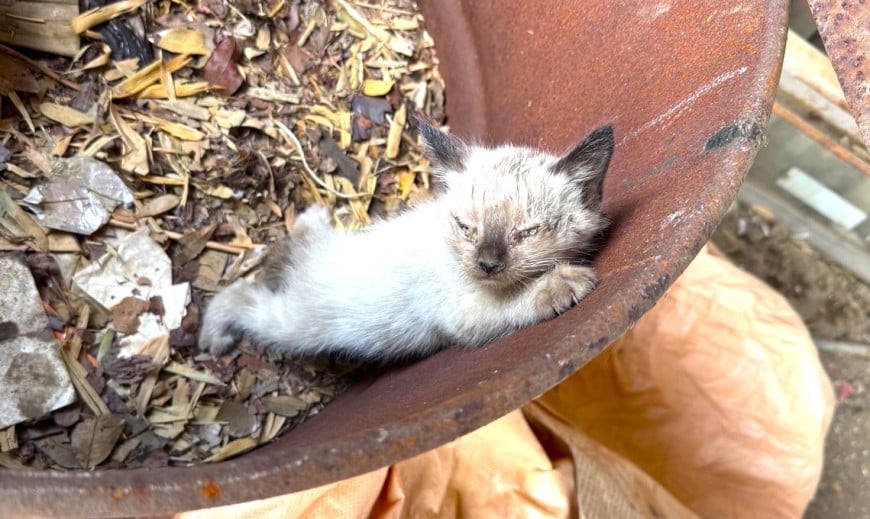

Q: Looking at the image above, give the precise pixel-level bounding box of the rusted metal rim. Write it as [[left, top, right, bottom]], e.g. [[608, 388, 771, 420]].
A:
[[1, 1, 788, 516]]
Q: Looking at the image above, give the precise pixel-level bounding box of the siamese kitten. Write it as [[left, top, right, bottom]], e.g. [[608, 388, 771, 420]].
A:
[[199, 122, 614, 361]]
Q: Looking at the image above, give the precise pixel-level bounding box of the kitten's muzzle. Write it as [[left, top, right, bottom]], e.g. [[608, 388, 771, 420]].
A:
[[476, 243, 507, 275]]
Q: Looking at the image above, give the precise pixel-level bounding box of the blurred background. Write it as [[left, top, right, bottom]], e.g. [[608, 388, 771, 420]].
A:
[[709, 1, 870, 516]]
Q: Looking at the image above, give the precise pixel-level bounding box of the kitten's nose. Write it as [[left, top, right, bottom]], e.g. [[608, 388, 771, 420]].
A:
[[477, 258, 505, 275], [476, 245, 506, 275]]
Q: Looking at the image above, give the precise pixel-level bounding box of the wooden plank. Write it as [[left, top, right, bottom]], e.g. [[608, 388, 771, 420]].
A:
[[783, 29, 847, 109], [0, 0, 79, 57], [738, 178, 870, 285]]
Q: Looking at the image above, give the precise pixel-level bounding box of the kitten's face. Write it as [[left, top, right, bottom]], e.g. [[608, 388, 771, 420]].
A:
[[443, 147, 606, 289], [418, 121, 614, 291]]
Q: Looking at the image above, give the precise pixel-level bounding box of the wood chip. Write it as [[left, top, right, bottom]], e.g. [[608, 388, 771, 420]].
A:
[[0, 0, 444, 470]]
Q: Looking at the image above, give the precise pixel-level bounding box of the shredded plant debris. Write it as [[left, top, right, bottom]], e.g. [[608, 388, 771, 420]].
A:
[[0, 0, 445, 469]]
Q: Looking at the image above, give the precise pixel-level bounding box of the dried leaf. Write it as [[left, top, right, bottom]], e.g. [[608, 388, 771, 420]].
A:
[[0, 188, 48, 249], [110, 296, 151, 334], [112, 54, 191, 98], [215, 400, 259, 437], [138, 81, 210, 99], [261, 395, 306, 418], [71, 414, 124, 469], [0, 426, 17, 452], [61, 343, 110, 416], [0, 54, 39, 95], [71, 0, 150, 34], [398, 170, 415, 199], [35, 437, 80, 469], [193, 249, 225, 292], [137, 193, 181, 217], [246, 87, 300, 104], [362, 79, 394, 96], [386, 103, 407, 159], [281, 44, 311, 74], [176, 222, 217, 265], [155, 28, 211, 56], [8, 91, 34, 132], [204, 437, 257, 462], [163, 362, 225, 386], [109, 105, 150, 175], [39, 103, 95, 127], [103, 353, 153, 384], [203, 38, 244, 95], [155, 100, 211, 121], [203, 184, 234, 199], [156, 120, 205, 141]]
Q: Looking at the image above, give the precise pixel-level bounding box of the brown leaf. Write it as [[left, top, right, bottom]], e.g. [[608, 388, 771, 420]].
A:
[[351, 115, 375, 142], [136, 193, 180, 218], [110, 296, 150, 334], [203, 38, 244, 95], [0, 54, 39, 95], [176, 222, 217, 265], [261, 395, 307, 418], [102, 353, 153, 385], [281, 44, 311, 74], [70, 414, 124, 469], [35, 437, 81, 469], [215, 400, 259, 438], [52, 404, 81, 428]]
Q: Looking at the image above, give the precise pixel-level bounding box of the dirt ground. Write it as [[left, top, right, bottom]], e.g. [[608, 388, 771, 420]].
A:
[[710, 202, 870, 519], [711, 204, 870, 344]]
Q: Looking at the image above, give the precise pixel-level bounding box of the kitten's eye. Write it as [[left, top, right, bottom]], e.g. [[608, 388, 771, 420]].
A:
[[515, 225, 540, 240], [455, 218, 471, 234]]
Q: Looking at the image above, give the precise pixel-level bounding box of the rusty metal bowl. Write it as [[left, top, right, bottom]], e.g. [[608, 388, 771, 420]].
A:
[[1, 1, 787, 516]]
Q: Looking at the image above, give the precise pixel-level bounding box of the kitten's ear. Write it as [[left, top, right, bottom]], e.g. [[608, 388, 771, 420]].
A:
[[551, 124, 615, 210], [416, 116, 467, 171]]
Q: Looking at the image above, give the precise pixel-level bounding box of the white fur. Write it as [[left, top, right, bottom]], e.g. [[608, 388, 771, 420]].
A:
[[199, 140, 608, 362]]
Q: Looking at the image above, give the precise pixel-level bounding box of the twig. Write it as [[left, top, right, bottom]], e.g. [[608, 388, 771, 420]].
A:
[[107, 218, 262, 254], [275, 121, 371, 200], [0, 43, 81, 91]]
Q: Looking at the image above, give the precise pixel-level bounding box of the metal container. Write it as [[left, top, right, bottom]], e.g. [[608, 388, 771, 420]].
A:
[[1, 0, 787, 516]]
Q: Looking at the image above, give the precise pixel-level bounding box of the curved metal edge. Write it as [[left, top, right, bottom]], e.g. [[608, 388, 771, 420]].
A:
[[0, 1, 789, 516]]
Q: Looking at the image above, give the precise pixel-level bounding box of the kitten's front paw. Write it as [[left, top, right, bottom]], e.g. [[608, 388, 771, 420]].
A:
[[536, 264, 597, 318], [198, 325, 240, 357], [197, 282, 255, 356]]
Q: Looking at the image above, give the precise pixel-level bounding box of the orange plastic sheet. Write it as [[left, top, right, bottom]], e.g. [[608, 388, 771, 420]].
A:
[[178, 247, 834, 519]]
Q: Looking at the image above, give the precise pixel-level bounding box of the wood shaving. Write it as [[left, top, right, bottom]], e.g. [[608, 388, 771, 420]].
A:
[[0, 0, 444, 469]]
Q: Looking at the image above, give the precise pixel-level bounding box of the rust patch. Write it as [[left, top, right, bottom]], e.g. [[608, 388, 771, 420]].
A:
[[809, 0, 870, 149], [201, 480, 221, 500]]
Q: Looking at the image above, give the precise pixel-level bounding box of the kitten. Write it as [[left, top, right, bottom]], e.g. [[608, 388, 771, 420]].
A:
[[198, 121, 614, 362]]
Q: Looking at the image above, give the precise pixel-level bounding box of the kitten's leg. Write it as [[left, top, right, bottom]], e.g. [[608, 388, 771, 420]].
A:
[[531, 263, 598, 319], [261, 205, 332, 292], [198, 281, 261, 356], [200, 206, 331, 355], [458, 264, 597, 348]]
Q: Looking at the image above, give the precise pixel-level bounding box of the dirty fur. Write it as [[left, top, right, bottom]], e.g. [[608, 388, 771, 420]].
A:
[[199, 123, 615, 362]]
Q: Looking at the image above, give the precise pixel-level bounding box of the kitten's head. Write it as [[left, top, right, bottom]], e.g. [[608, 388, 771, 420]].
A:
[[419, 121, 614, 290]]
